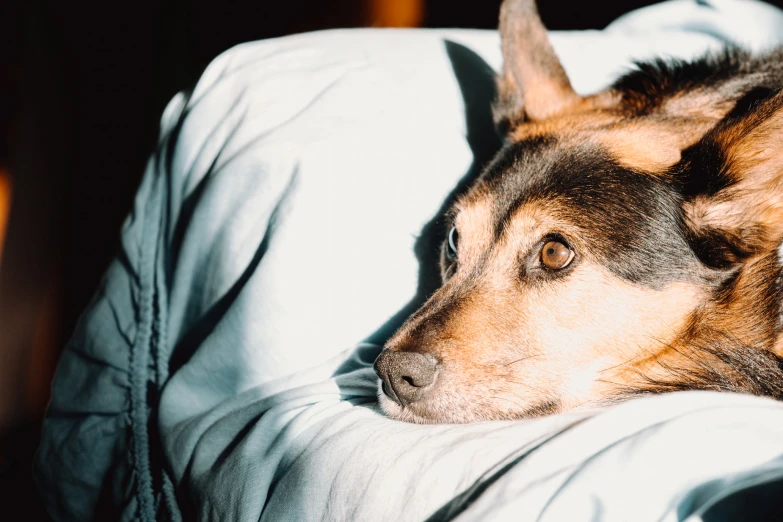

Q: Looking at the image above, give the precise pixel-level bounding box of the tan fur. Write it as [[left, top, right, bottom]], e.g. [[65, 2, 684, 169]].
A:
[[510, 108, 734, 174], [684, 91, 783, 251], [627, 251, 783, 382], [592, 119, 718, 172], [451, 186, 496, 259], [593, 124, 684, 172], [661, 88, 740, 120]]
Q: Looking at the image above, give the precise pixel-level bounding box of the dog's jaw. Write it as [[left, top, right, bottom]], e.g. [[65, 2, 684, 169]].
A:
[[375, 381, 499, 424], [376, 377, 573, 424]]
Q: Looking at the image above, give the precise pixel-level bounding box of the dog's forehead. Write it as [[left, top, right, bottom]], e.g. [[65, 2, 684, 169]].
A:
[[453, 136, 699, 288], [473, 137, 619, 227], [509, 113, 708, 173], [453, 137, 625, 243]]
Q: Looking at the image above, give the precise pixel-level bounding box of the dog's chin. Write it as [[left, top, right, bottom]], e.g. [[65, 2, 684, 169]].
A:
[[376, 392, 480, 424], [375, 382, 559, 424]]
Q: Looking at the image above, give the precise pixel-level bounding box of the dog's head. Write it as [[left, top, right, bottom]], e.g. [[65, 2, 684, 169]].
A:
[[376, 0, 783, 423]]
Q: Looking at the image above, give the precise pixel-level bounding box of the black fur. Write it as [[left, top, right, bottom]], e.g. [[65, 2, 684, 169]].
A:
[[613, 48, 783, 116]]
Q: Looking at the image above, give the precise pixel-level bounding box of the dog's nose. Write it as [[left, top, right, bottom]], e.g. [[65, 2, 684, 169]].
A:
[[373, 350, 438, 406]]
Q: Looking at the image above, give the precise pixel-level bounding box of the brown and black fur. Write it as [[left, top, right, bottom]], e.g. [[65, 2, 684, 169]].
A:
[[375, 0, 783, 424]]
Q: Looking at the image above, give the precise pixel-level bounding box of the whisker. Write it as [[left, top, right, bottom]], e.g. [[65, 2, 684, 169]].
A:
[[490, 396, 527, 410], [598, 336, 666, 375], [598, 356, 638, 374], [503, 354, 542, 367], [595, 378, 627, 389], [507, 379, 548, 395]]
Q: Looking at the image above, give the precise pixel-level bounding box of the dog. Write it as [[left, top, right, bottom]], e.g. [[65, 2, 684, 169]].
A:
[[374, 0, 783, 424]]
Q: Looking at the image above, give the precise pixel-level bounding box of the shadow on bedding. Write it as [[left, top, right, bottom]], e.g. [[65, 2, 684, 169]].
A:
[[333, 39, 503, 377], [699, 474, 783, 522]]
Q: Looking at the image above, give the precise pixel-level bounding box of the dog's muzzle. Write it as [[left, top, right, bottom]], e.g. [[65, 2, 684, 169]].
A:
[[373, 350, 439, 407]]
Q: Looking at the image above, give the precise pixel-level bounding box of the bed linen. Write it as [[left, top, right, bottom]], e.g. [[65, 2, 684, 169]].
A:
[[35, 1, 783, 520]]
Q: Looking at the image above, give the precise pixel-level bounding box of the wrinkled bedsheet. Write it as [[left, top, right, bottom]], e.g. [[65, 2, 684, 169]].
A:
[[35, 1, 783, 520]]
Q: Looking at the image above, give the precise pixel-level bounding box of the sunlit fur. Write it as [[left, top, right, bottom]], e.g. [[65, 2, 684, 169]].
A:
[[377, 0, 783, 424]]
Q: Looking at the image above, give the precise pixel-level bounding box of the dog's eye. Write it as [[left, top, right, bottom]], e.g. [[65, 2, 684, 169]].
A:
[[541, 241, 573, 270], [447, 225, 459, 259]]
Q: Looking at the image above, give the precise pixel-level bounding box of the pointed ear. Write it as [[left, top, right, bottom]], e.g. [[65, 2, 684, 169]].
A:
[[494, 0, 608, 128], [684, 90, 783, 263]]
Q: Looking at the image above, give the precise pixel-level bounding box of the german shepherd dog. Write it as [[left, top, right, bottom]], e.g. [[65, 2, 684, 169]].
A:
[[374, 0, 783, 423]]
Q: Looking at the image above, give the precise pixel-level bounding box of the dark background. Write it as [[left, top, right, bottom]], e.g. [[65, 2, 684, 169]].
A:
[[1, 0, 777, 518]]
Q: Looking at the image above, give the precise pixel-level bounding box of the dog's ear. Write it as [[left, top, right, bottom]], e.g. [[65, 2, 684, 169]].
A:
[[494, 0, 607, 129], [684, 90, 783, 266]]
